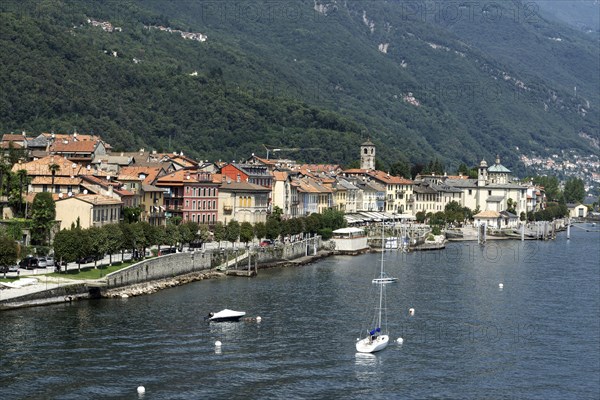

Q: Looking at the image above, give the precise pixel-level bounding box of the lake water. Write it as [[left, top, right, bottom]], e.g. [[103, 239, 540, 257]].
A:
[[1, 225, 599, 399]]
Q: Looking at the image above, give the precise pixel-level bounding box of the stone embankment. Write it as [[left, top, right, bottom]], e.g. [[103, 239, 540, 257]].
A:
[[104, 270, 226, 299]]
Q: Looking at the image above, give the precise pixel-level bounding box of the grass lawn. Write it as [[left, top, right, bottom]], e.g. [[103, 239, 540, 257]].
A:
[[48, 261, 137, 280]]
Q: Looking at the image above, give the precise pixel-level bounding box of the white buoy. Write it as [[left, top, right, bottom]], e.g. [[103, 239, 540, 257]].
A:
[[215, 340, 222, 347], [499, 283, 504, 289], [397, 337, 404, 344], [137, 386, 145, 394], [256, 316, 262, 323], [409, 308, 415, 316]]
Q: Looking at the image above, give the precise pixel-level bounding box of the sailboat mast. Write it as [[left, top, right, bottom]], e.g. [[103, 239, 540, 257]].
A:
[[378, 222, 385, 328]]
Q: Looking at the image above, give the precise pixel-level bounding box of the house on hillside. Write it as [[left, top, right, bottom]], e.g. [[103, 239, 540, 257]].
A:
[[217, 177, 270, 225], [55, 194, 122, 230]]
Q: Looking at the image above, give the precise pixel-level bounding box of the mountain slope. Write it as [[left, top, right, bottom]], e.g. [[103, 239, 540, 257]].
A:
[[0, 0, 597, 174]]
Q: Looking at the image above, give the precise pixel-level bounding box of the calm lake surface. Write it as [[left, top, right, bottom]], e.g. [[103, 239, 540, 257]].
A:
[[1, 225, 599, 399]]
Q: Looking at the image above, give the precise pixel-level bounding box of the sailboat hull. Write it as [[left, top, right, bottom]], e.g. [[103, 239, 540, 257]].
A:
[[356, 334, 389, 353]]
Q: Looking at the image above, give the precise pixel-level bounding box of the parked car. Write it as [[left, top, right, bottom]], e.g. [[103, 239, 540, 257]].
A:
[[37, 257, 48, 268], [76, 255, 97, 264], [259, 239, 274, 247], [158, 247, 177, 256], [0, 265, 18, 274], [19, 256, 38, 269], [46, 256, 55, 267]]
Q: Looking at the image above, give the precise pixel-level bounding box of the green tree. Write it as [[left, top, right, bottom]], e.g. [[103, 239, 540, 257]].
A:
[[239, 221, 254, 244], [213, 222, 226, 246], [390, 160, 411, 179], [506, 198, 516, 214], [563, 178, 585, 204], [321, 209, 347, 231], [123, 206, 143, 223], [88, 226, 108, 269], [179, 221, 199, 249], [531, 176, 560, 201], [225, 220, 240, 244], [254, 221, 266, 240], [304, 213, 322, 234], [31, 192, 56, 245], [53, 228, 78, 268], [265, 217, 281, 240], [102, 223, 124, 265], [444, 201, 465, 224], [164, 223, 180, 249], [73, 227, 92, 271], [0, 234, 18, 274]]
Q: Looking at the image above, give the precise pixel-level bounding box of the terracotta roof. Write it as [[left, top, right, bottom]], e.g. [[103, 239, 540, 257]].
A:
[[296, 164, 341, 174], [11, 155, 98, 177], [474, 210, 501, 218], [41, 132, 101, 142], [343, 168, 369, 174], [30, 176, 82, 185], [367, 170, 413, 184], [0, 142, 23, 149], [273, 171, 288, 181], [118, 166, 164, 185], [219, 180, 271, 192], [57, 193, 122, 205], [2, 134, 28, 141], [446, 175, 470, 180], [50, 140, 98, 153]]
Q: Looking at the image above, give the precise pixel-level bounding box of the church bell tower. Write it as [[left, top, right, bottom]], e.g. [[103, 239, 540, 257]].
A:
[[360, 139, 376, 170]]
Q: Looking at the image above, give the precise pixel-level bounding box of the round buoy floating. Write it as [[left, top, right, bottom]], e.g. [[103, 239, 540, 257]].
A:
[[215, 340, 222, 347], [499, 283, 504, 289], [397, 337, 404, 344], [409, 308, 415, 316], [137, 386, 145, 394], [256, 316, 262, 323]]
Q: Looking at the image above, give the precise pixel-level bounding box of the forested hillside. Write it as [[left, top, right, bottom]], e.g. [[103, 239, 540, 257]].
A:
[[1, 0, 598, 174]]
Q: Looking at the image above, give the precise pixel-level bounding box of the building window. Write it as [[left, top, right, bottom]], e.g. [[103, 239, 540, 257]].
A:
[[488, 190, 492, 196]]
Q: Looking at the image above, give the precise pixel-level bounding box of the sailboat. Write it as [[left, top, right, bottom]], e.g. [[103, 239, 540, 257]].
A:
[[356, 223, 396, 353]]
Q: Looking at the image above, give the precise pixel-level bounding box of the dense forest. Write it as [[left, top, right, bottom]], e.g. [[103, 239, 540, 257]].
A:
[[0, 0, 598, 174]]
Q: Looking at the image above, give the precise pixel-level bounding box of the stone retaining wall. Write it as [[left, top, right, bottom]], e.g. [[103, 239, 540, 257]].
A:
[[105, 251, 211, 289], [254, 237, 322, 265]]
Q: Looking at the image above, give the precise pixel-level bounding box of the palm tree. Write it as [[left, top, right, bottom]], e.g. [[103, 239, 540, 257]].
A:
[[49, 163, 60, 194], [16, 169, 28, 218]]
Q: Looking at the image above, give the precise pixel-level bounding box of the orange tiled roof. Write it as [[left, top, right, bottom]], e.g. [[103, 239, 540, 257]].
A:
[[2, 134, 28, 142], [118, 166, 163, 185], [343, 168, 369, 174], [11, 155, 98, 176], [50, 140, 98, 153], [1, 142, 23, 149], [273, 171, 288, 181], [367, 170, 413, 184], [42, 132, 101, 142], [58, 193, 122, 205], [474, 210, 501, 218], [30, 176, 82, 185]]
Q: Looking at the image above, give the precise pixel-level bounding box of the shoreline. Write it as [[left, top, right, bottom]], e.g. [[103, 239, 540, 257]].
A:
[[0, 226, 575, 310], [0, 249, 338, 310]]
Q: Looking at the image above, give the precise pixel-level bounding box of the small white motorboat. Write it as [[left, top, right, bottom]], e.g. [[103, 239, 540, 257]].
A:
[[205, 309, 246, 322]]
